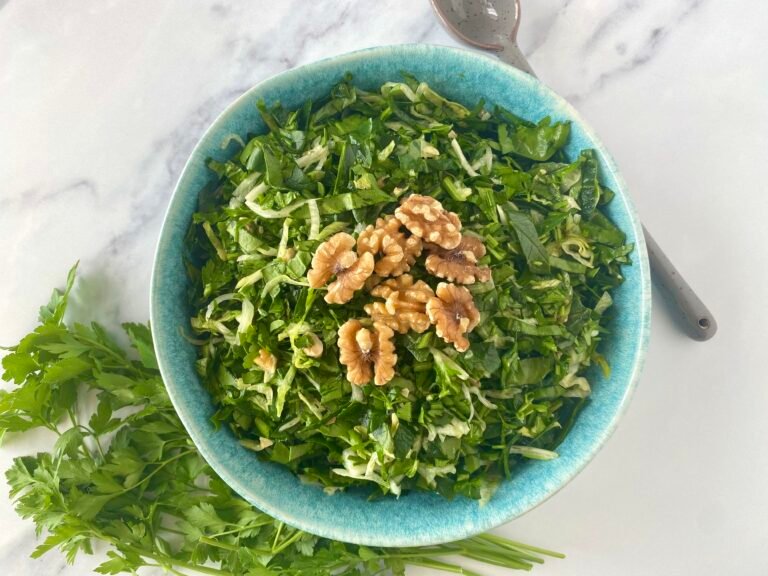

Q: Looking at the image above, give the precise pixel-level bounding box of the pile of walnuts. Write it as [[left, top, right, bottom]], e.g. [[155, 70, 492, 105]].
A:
[[307, 194, 491, 387]]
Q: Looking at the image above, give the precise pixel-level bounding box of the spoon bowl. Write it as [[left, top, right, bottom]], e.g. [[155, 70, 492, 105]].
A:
[[430, 0, 534, 73]]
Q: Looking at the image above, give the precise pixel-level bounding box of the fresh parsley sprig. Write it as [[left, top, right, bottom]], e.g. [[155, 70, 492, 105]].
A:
[[1, 265, 563, 575]]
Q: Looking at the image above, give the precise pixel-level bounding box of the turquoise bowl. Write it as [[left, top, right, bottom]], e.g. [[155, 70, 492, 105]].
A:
[[151, 44, 651, 547]]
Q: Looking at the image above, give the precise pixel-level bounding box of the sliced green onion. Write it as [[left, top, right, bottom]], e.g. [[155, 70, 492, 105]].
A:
[[244, 180, 268, 203], [235, 268, 264, 290], [307, 200, 320, 240], [508, 446, 559, 460], [202, 222, 227, 261], [451, 137, 479, 177], [220, 133, 245, 149], [260, 275, 310, 299], [246, 199, 309, 219], [277, 218, 292, 260]]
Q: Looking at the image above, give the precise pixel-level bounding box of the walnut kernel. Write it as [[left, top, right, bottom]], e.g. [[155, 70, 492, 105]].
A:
[[394, 194, 462, 250], [364, 275, 434, 334], [426, 283, 480, 352], [357, 215, 422, 277], [254, 349, 277, 374], [302, 333, 324, 358], [425, 235, 491, 284], [338, 320, 397, 386], [307, 232, 374, 304]]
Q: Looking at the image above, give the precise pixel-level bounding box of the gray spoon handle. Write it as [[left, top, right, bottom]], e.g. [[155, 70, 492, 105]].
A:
[[497, 43, 536, 76], [497, 46, 718, 341], [642, 226, 717, 340]]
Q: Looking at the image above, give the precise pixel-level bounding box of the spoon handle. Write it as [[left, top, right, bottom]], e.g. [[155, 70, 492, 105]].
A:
[[497, 43, 536, 76], [498, 48, 718, 341], [642, 227, 717, 340]]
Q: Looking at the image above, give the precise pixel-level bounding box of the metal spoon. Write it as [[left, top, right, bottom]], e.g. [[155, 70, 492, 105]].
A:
[[430, 0, 717, 341]]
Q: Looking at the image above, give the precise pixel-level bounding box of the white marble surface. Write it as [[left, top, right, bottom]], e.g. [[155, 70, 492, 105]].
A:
[[2, 1, 768, 574]]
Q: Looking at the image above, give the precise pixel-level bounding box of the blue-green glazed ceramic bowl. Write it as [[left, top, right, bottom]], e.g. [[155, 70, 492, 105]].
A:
[[151, 44, 651, 547]]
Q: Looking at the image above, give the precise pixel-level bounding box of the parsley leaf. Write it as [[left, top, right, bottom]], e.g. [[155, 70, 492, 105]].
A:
[[2, 268, 564, 574]]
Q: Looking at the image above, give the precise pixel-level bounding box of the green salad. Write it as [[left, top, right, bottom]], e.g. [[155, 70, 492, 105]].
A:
[[185, 74, 633, 501]]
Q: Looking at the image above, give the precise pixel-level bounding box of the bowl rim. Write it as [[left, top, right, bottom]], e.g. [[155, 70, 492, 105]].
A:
[[151, 43, 651, 546]]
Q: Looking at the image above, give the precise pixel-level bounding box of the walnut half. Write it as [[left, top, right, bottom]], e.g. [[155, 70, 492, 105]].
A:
[[425, 235, 491, 284], [307, 232, 374, 304], [426, 282, 480, 352], [357, 215, 422, 277], [395, 194, 462, 250], [364, 274, 434, 334], [338, 320, 397, 386]]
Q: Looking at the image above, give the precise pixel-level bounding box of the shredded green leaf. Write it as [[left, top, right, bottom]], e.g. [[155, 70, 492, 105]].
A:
[[185, 75, 633, 500]]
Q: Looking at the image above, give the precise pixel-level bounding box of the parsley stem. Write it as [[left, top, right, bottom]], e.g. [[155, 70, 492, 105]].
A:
[[66, 407, 79, 427], [272, 528, 303, 554], [209, 522, 274, 538], [91, 433, 106, 460], [136, 550, 230, 576], [460, 538, 545, 564], [476, 533, 566, 558], [406, 558, 486, 575], [380, 548, 467, 559], [146, 563, 191, 576], [72, 334, 134, 371], [112, 534, 234, 576], [199, 537, 240, 552], [271, 521, 284, 551], [462, 551, 532, 570], [118, 449, 195, 495], [94, 535, 231, 576]]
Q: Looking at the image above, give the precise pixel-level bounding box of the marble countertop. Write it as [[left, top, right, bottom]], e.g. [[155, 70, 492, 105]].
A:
[[2, 1, 767, 574]]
